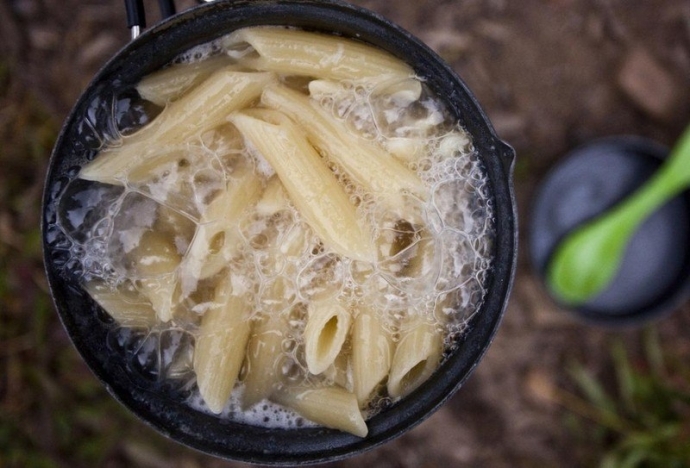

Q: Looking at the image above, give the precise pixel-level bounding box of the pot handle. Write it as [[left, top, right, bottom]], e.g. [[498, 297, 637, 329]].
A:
[[125, 0, 180, 40], [497, 140, 516, 176]]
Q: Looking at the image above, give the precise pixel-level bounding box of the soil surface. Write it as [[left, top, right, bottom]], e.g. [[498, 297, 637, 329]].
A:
[[1, 1, 690, 467]]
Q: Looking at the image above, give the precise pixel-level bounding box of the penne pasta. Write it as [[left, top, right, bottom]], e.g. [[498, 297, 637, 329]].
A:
[[351, 307, 393, 406], [178, 165, 263, 297], [222, 26, 413, 83], [68, 25, 496, 437], [193, 276, 252, 414], [271, 386, 368, 437], [84, 280, 157, 328], [261, 84, 425, 209], [136, 55, 237, 106], [303, 294, 352, 375], [242, 303, 288, 409], [323, 348, 352, 392], [80, 70, 275, 185], [128, 230, 182, 323], [243, 220, 307, 408], [308, 76, 422, 105], [229, 110, 376, 262], [254, 175, 289, 217], [387, 315, 443, 399]]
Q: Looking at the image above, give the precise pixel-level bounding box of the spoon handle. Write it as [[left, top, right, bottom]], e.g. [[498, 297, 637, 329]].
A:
[[614, 126, 690, 233]]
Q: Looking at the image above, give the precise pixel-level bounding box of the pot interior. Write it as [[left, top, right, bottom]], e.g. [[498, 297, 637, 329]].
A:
[[42, 0, 516, 464]]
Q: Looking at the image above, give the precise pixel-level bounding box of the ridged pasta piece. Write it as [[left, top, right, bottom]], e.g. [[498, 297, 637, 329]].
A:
[[261, 84, 425, 209], [271, 386, 368, 437], [242, 301, 288, 409], [193, 277, 252, 414], [229, 110, 376, 262], [303, 294, 352, 375], [136, 55, 237, 106], [128, 230, 182, 323], [79, 70, 275, 185], [254, 175, 289, 217], [242, 216, 308, 408], [84, 280, 157, 328], [351, 307, 393, 406], [323, 349, 352, 392], [387, 315, 443, 399], [178, 165, 263, 297], [308, 76, 422, 105], [222, 26, 413, 83]]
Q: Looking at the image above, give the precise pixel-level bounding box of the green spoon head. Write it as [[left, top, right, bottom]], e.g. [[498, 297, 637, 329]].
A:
[[546, 220, 626, 305]]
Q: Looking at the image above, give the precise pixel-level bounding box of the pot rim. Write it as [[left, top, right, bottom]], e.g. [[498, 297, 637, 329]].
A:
[[42, 0, 517, 464]]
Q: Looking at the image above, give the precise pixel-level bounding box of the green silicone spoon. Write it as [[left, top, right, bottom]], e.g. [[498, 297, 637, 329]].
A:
[[547, 125, 690, 305]]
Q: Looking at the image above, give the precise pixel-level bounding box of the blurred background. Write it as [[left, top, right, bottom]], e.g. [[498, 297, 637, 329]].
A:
[[1, 0, 690, 467]]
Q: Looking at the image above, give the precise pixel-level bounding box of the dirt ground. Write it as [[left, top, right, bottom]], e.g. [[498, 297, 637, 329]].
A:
[[2, 1, 690, 467]]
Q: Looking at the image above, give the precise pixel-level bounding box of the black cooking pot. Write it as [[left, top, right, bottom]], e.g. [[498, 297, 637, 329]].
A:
[[42, 0, 517, 464]]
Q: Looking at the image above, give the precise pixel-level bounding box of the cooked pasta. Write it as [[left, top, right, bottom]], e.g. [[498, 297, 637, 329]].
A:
[[351, 307, 393, 406], [126, 230, 181, 322], [79, 70, 275, 184], [229, 110, 376, 262], [387, 315, 443, 399], [193, 278, 252, 414], [242, 305, 289, 409], [303, 294, 352, 375], [178, 165, 263, 296], [271, 386, 368, 437], [136, 55, 236, 106], [67, 25, 495, 439], [84, 280, 157, 328], [261, 84, 425, 210], [223, 26, 413, 83]]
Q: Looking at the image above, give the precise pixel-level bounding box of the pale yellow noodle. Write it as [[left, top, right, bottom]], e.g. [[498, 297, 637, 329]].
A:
[[223, 26, 413, 82], [271, 386, 368, 437], [193, 277, 252, 414], [229, 110, 376, 262], [303, 294, 352, 376], [351, 307, 393, 406], [261, 84, 425, 210], [387, 314, 443, 399], [84, 280, 157, 328], [80, 70, 275, 184]]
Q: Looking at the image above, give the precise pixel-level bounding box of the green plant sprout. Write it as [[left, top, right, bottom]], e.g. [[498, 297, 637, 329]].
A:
[[551, 328, 690, 467]]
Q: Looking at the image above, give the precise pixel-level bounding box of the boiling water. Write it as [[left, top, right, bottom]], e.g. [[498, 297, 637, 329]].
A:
[[49, 33, 495, 427]]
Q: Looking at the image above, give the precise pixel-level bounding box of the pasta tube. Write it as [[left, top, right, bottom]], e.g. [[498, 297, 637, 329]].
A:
[[303, 294, 352, 375], [272, 386, 368, 437], [136, 55, 236, 106], [351, 307, 393, 406], [84, 280, 157, 328], [387, 315, 443, 399], [323, 349, 352, 391], [242, 306, 288, 409], [308, 76, 422, 105], [261, 84, 425, 208], [80, 70, 275, 184], [229, 110, 376, 262], [222, 26, 413, 82], [193, 277, 252, 414], [128, 230, 182, 323], [242, 220, 307, 408], [178, 166, 263, 297], [254, 175, 289, 217]]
